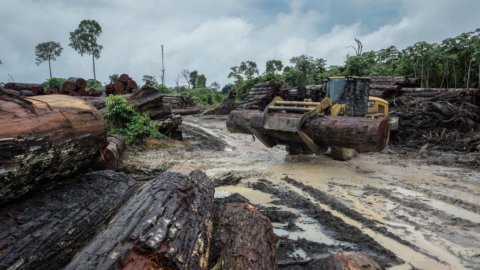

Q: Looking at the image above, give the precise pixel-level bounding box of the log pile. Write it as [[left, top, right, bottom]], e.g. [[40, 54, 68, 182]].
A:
[[204, 89, 237, 115], [129, 85, 183, 136], [238, 80, 282, 110], [390, 92, 480, 151], [106, 73, 138, 95], [3, 82, 44, 96], [279, 85, 324, 102], [0, 93, 107, 205], [0, 171, 137, 269], [163, 94, 195, 109], [60, 77, 87, 96]]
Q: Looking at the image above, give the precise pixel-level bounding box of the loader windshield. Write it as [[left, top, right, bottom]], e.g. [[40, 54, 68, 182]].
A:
[[326, 79, 346, 103]]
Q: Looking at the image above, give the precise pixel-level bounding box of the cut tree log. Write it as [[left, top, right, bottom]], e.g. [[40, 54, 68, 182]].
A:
[[96, 134, 126, 170], [0, 94, 107, 205], [118, 73, 130, 83], [113, 81, 125, 93], [65, 170, 215, 270], [67, 77, 87, 89], [209, 203, 277, 270], [226, 110, 389, 152], [62, 81, 76, 93], [0, 170, 137, 270], [3, 83, 44, 95]]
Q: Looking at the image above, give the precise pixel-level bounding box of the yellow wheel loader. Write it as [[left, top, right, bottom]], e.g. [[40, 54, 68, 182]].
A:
[[261, 76, 397, 160]]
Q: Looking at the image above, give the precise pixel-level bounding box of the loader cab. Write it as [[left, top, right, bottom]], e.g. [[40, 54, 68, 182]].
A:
[[326, 77, 369, 117]]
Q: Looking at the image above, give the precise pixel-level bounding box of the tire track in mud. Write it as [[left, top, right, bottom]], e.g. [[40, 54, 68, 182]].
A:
[[248, 179, 402, 268]]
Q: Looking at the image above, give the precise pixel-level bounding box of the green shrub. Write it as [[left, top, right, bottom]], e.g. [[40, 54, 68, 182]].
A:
[[186, 87, 225, 106], [44, 77, 66, 89], [86, 79, 102, 88], [104, 95, 164, 144]]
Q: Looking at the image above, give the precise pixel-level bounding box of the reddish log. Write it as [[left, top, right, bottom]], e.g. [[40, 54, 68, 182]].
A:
[[0, 94, 107, 205], [113, 81, 125, 93], [118, 74, 130, 83], [67, 77, 87, 89], [105, 84, 114, 95], [62, 81, 76, 93], [127, 79, 138, 90]]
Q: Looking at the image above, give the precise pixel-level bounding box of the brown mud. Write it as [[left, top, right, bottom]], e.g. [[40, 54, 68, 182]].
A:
[[123, 115, 480, 270]]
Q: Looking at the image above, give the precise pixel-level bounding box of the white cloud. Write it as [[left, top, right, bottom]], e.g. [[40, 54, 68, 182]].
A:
[[0, 0, 479, 86]]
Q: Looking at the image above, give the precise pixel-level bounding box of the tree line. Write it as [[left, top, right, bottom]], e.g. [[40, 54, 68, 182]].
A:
[[227, 28, 480, 99]]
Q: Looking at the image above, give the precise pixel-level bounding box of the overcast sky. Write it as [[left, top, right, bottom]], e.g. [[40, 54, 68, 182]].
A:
[[0, 0, 479, 87]]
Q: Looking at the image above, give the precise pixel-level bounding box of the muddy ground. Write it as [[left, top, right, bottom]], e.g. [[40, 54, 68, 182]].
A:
[[124, 115, 480, 270]]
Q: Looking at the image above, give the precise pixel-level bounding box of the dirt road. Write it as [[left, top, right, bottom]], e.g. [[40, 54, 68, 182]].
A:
[[124, 115, 480, 270]]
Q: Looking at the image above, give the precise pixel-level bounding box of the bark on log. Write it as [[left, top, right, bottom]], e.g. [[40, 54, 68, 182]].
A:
[[226, 110, 389, 152], [209, 203, 277, 270], [0, 94, 107, 205], [95, 134, 126, 170], [0, 171, 137, 270], [65, 170, 215, 270]]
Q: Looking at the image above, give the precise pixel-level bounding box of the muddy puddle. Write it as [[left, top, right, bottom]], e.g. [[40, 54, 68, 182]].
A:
[[124, 115, 480, 270]]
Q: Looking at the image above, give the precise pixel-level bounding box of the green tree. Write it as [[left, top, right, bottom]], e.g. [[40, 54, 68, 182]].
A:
[[210, 81, 220, 91], [221, 83, 233, 94], [265, 59, 283, 74], [69, 19, 103, 80], [109, 74, 119, 83], [34, 41, 63, 79], [189, 70, 198, 88], [142, 75, 158, 86], [196, 74, 207, 88]]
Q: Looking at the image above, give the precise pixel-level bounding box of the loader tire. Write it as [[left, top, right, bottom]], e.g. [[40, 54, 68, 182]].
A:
[[286, 144, 313, 155], [330, 147, 357, 161]]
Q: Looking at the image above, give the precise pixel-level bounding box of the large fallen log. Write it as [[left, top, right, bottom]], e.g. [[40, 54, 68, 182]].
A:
[[66, 170, 215, 270], [0, 170, 137, 270], [0, 94, 107, 205], [209, 203, 277, 270], [227, 110, 389, 152]]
